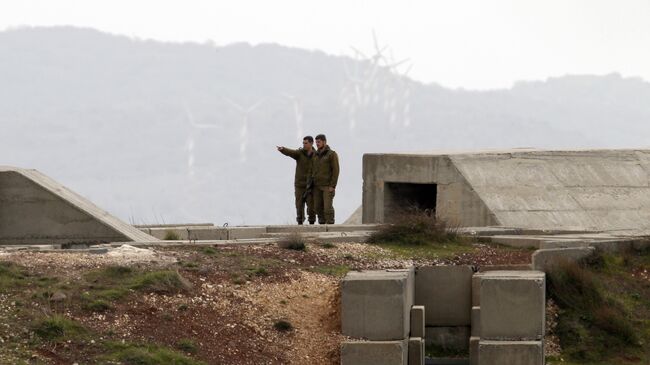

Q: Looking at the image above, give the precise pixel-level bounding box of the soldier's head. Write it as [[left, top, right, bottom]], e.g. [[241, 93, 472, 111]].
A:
[[302, 136, 314, 151], [315, 134, 327, 149]]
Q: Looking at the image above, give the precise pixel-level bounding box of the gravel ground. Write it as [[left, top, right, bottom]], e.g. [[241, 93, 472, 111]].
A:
[[0, 241, 535, 364]]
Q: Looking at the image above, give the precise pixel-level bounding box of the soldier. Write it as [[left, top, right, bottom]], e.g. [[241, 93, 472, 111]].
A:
[[277, 136, 316, 225], [312, 134, 339, 224]]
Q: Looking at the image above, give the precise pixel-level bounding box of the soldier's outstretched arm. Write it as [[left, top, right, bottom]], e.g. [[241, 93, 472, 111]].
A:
[[278, 146, 301, 160]]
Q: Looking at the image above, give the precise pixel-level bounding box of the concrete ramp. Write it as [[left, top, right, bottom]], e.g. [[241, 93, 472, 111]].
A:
[[363, 149, 650, 232], [0, 166, 156, 244]]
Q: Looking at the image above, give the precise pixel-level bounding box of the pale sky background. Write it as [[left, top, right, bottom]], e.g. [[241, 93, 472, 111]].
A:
[[1, 0, 649, 89]]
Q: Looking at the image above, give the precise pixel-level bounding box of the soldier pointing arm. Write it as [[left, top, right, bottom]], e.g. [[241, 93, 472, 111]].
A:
[[277, 136, 316, 225]]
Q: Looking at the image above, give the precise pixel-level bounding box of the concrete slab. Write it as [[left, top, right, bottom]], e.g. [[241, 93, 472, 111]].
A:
[[532, 247, 595, 272], [341, 340, 408, 365], [489, 236, 541, 249], [415, 266, 473, 326], [409, 337, 425, 365], [342, 269, 415, 340], [479, 271, 545, 341], [265, 225, 327, 233], [227, 226, 267, 240], [539, 240, 591, 249], [0, 167, 155, 245], [469, 336, 479, 365], [470, 307, 479, 337], [410, 305, 425, 338], [478, 340, 543, 365], [424, 326, 470, 351]]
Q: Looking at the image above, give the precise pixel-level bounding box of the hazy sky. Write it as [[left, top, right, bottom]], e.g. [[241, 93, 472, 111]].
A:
[[2, 0, 650, 89]]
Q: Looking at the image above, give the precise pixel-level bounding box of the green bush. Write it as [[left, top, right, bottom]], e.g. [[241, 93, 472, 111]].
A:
[[273, 320, 293, 332], [176, 339, 198, 353], [163, 230, 181, 240], [32, 315, 87, 341], [104, 342, 204, 365], [368, 209, 459, 245], [277, 232, 307, 251]]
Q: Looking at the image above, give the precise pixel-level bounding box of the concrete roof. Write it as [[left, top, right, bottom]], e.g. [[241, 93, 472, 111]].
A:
[[448, 149, 650, 231]]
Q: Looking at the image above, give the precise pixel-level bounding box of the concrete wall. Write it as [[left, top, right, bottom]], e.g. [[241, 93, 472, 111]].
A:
[[0, 167, 155, 245], [362, 154, 498, 226]]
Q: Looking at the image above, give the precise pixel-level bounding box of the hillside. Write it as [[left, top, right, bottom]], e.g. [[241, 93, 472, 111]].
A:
[[1, 26, 650, 224]]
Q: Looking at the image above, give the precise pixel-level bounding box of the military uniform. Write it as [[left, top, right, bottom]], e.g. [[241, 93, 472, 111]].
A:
[[280, 147, 315, 224], [312, 145, 340, 224]]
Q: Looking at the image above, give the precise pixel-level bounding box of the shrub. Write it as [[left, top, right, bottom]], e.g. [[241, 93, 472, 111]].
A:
[[129, 271, 192, 294], [200, 247, 217, 255], [368, 209, 459, 245], [83, 299, 111, 312], [163, 230, 181, 240], [176, 339, 198, 353], [277, 232, 307, 251], [32, 315, 87, 341], [273, 320, 293, 332], [104, 342, 204, 365]]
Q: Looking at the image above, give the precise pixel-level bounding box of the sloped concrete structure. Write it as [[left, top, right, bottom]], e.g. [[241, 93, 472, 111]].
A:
[[363, 148, 650, 231], [0, 166, 155, 245]]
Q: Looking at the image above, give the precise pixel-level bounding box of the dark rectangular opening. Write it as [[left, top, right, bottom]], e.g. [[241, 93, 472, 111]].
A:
[[384, 182, 437, 221]]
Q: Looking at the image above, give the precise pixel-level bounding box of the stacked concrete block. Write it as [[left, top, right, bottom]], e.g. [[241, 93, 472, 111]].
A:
[[408, 337, 425, 365], [478, 341, 543, 365], [410, 305, 425, 338], [341, 268, 415, 365], [475, 271, 546, 365], [415, 265, 473, 353], [341, 340, 408, 365]]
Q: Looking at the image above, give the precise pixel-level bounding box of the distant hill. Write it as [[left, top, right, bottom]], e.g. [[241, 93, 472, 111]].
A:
[[2, 26, 649, 225]]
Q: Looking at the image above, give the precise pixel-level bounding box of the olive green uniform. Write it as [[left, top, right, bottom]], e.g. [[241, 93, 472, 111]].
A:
[[280, 147, 315, 224], [312, 145, 340, 224]]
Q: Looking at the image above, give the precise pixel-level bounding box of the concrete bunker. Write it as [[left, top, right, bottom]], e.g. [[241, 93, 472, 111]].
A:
[[364, 148, 650, 231], [384, 182, 437, 221]]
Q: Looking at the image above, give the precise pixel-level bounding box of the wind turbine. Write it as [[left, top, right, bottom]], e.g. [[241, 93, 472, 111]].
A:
[[223, 97, 265, 163], [281, 93, 304, 141]]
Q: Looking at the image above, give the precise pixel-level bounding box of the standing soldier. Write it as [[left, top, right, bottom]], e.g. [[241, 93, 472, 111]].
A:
[[277, 136, 316, 225], [312, 134, 339, 224]]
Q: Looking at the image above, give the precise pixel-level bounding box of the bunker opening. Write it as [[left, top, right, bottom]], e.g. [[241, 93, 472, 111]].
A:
[[383, 182, 437, 222]]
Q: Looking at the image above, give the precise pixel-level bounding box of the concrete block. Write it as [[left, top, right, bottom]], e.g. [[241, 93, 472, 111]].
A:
[[480, 271, 545, 341], [265, 225, 326, 233], [471, 273, 483, 307], [539, 240, 590, 249], [489, 235, 541, 249], [424, 326, 470, 351], [410, 305, 425, 338], [477, 264, 532, 272], [227, 226, 266, 240], [469, 336, 479, 365], [471, 307, 480, 337], [326, 224, 381, 232], [532, 247, 595, 271], [340, 340, 407, 365], [187, 227, 228, 240], [408, 337, 424, 365], [415, 266, 473, 326], [478, 340, 543, 365], [342, 269, 414, 340]]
